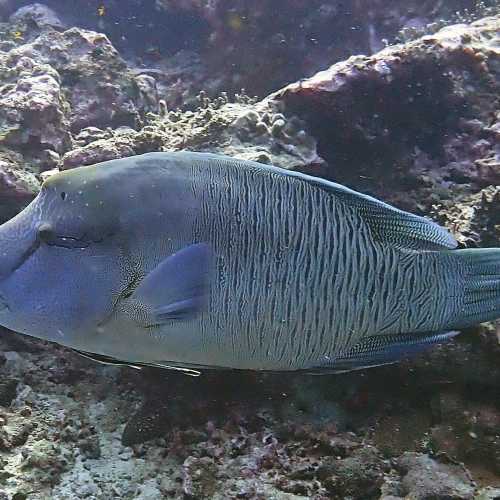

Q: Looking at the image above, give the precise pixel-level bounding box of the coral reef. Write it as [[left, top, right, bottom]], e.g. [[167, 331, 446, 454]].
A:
[[61, 94, 321, 172], [7, 28, 155, 132], [0, 55, 70, 153], [0, 332, 498, 498], [439, 186, 500, 247], [0, 18, 161, 164], [0, 4, 498, 499], [4, 0, 497, 101], [396, 452, 476, 499], [154, 0, 500, 96], [0, 149, 39, 222], [270, 16, 499, 211], [8, 3, 64, 31]]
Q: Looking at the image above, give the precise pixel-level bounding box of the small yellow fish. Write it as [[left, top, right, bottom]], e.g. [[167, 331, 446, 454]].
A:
[[12, 31, 24, 40], [97, 5, 106, 17]]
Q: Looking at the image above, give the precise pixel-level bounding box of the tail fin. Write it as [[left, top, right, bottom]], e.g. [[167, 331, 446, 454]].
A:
[[450, 248, 500, 329]]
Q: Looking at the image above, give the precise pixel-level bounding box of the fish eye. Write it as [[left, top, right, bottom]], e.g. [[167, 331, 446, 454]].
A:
[[60, 191, 67, 200], [37, 224, 55, 243]]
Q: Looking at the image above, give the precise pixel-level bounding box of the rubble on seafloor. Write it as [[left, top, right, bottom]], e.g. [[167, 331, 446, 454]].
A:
[[0, 4, 498, 499]]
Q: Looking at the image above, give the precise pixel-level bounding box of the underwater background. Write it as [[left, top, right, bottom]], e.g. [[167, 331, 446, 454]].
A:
[[0, 0, 499, 498]]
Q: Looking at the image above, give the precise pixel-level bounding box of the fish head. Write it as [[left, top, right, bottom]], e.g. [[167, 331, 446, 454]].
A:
[[0, 164, 126, 345]]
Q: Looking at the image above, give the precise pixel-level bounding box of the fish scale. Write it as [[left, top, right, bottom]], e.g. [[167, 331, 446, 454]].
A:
[[1, 152, 500, 374], [186, 154, 421, 368]]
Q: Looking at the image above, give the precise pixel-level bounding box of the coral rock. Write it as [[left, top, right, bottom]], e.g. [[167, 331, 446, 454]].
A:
[[9, 3, 65, 31], [182, 456, 218, 498], [0, 55, 71, 152], [397, 452, 475, 499], [0, 149, 39, 222], [9, 27, 156, 132], [269, 16, 499, 190]]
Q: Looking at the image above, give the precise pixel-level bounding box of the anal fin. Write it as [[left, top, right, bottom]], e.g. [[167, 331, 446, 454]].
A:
[[307, 330, 459, 374]]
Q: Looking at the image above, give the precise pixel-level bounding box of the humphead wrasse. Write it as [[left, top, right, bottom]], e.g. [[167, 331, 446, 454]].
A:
[[0, 152, 498, 375]]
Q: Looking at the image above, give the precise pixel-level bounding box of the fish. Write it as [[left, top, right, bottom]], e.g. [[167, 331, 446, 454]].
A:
[[0, 151, 499, 376]]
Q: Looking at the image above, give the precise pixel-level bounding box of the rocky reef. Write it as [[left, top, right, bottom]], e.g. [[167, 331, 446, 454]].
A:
[[1, 0, 498, 101], [0, 2, 499, 499]]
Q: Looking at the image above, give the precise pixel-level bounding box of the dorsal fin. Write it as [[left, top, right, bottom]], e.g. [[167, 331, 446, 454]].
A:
[[305, 179, 457, 251], [166, 152, 457, 251]]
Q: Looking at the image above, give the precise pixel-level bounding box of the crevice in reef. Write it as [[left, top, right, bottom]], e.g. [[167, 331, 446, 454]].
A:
[[284, 58, 469, 185]]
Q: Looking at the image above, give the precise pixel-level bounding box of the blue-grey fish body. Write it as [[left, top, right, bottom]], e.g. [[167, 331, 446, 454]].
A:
[[0, 152, 498, 374]]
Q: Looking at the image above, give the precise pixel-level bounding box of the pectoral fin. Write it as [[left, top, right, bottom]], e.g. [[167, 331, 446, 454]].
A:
[[131, 243, 212, 325]]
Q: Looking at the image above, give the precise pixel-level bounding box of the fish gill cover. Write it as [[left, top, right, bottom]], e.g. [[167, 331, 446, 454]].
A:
[[0, 0, 498, 498]]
